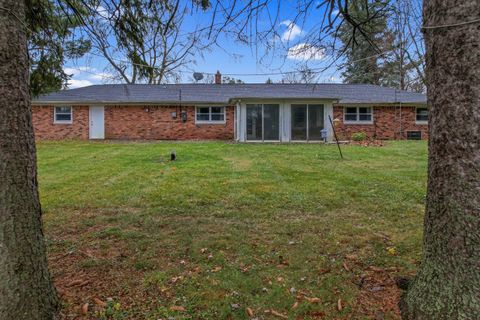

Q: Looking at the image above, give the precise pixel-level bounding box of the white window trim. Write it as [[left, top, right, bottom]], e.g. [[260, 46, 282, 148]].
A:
[[415, 107, 428, 125], [54, 106, 73, 124], [195, 106, 226, 124], [343, 106, 373, 125]]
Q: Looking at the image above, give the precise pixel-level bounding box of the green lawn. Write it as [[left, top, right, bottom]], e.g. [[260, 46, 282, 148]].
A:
[[38, 141, 428, 320]]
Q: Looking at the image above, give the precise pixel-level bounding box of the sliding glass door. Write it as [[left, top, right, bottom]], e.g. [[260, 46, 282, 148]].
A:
[[246, 105, 262, 140], [291, 105, 307, 140], [291, 104, 324, 141], [246, 104, 279, 141], [308, 105, 324, 140]]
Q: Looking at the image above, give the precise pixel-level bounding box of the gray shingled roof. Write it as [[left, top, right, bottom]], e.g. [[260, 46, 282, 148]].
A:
[[34, 83, 426, 105]]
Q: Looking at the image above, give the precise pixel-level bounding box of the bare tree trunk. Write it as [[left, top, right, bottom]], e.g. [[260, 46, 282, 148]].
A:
[[401, 1, 480, 319], [0, 1, 59, 319]]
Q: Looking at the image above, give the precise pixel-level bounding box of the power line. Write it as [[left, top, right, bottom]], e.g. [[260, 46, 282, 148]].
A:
[[82, 48, 393, 78], [65, 66, 120, 81]]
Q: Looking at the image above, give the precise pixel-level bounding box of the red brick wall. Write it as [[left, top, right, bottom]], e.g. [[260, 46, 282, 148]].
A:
[[104, 105, 234, 140], [333, 106, 429, 140], [33, 104, 427, 141], [32, 105, 234, 140], [32, 105, 89, 140]]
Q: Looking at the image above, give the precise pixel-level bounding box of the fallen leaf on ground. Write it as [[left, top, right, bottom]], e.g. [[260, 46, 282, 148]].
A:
[[231, 303, 240, 310], [81, 303, 89, 315], [337, 299, 343, 311], [67, 279, 89, 287], [368, 266, 384, 272], [318, 268, 331, 274], [266, 309, 288, 319], [240, 265, 251, 273], [387, 247, 397, 255], [93, 298, 106, 307], [305, 297, 320, 304], [291, 301, 299, 309], [170, 306, 186, 311], [246, 307, 254, 317], [171, 275, 184, 283], [343, 262, 350, 271], [192, 266, 201, 273], [211, 266, 222, 272]]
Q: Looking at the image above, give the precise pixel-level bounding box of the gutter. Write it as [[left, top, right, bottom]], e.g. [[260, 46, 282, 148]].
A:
[[32, 100, 233, 106], [33, 99, 427, 107]]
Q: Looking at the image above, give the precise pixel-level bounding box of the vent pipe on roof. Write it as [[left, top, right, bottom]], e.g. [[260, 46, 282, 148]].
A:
[[215, 71, 222, 84]]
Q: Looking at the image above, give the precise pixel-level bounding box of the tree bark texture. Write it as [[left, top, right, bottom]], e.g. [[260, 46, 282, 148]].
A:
[[401, 1, 480, 319], [0, 1, 59, 319]]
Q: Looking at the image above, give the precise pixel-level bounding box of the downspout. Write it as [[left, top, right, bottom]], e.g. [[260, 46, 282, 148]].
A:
[[394, 89, 398, 140], [235, 100, 241, 142], [399, 100, 403, 139]]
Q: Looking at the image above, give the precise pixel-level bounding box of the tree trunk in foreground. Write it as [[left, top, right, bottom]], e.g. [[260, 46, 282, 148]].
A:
[[401, 1, 480, 319], [0, 1, 59, 319]]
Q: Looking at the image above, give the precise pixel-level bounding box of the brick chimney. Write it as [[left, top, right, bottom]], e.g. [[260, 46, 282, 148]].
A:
[[215, 70, 222, 84]]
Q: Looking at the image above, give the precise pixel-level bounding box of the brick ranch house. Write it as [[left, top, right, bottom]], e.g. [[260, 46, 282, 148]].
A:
[[33, 80, 428, 142]]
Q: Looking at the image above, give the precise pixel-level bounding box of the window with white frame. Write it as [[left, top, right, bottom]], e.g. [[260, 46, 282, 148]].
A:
[[196, 106, 225, 123], [416, 107, 428, 123], [344, 107, 372, 123], [54, 106, 72, 123]]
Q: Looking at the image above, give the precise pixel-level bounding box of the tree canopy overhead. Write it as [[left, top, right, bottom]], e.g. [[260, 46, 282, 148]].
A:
[[27, 0, 90, 96]]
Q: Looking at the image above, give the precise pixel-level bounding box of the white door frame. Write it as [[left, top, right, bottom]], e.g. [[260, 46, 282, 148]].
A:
[[89, 106, 105, 139]]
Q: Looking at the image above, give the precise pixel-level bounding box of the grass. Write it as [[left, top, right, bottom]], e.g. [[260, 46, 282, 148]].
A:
[[38, 140, 428, 319]]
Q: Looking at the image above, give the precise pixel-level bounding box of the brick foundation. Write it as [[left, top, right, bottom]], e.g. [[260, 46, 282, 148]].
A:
[[333, 106, 429, 140], [32, 105, 234, 140]]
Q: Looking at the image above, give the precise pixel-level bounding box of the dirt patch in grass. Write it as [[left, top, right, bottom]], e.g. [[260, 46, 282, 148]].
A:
[[349, 140, 386, 147], [354, 267, 402, 319], [224, 156, 253, 170]]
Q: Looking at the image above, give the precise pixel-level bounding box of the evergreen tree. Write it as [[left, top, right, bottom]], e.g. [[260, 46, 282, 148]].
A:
[[27, 0, 90, 96], [337, 0, 391, 85], [222, 76, 244, 84]]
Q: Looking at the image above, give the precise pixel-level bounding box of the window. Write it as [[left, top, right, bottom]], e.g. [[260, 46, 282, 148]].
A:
[[344, 107, 372, 123], [196, 106, 225, 123], [54, 106, 72, 123], [407, 131, 422, 140], [416, 107, 428, 123]]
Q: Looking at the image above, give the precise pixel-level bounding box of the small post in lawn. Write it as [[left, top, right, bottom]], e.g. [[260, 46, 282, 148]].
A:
[[328, 115, 343, 160], [170, 150, 176, 161]]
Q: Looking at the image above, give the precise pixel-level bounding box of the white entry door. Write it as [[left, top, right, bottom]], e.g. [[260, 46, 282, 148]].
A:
[[89, 106, 105, 139]]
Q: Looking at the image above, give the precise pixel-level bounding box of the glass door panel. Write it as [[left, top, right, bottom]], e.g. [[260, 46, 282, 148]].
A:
[[246, 104, 280, 141], [263, 104, 280, 140], [246, 104, 262, 140], [308, 104, 324, 140], [291, 104, 307, 140]]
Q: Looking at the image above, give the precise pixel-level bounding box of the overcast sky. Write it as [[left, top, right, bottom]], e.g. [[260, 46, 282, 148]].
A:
[[64, 2, 342, 88]]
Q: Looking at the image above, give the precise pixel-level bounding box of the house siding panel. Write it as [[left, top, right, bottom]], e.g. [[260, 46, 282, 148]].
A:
[[333, 106, 429, 140]]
